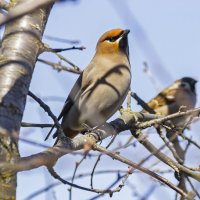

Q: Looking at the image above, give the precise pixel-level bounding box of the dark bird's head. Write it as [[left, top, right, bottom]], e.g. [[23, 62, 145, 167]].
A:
[[96, 28, 130, 57], [179, 77, 198, 94]]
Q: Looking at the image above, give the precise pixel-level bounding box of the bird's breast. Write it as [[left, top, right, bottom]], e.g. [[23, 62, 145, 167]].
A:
[[63, 55, 131, 132], [78, 63, 131, 126]]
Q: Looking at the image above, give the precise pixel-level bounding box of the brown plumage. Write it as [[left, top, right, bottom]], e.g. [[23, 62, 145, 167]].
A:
[[145, 77, 197, 162], [146, 77, 197, 128], [45, 28, 131, 140]]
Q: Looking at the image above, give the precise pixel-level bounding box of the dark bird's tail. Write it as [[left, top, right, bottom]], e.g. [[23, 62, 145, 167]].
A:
[[45, 125, 56, 141]]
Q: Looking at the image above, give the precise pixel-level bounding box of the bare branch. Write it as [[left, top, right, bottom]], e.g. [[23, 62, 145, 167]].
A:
[[136, 107, 200, 129], [180, 134, 200, 150], [90, 135, 117, 188], [186, 177, 200, 199], [49, 46, 86, 52], [69, 154, 88, 200], [131, 130, 200, 181], [21, 122, 52, 128], [0, 0, 56, 26], [25, 169, 173, 200], [38, 58, 82, 74], [28, 91, 64, 137], [157, 128, 183, 164], [0, 108, 199, 180], [48, 167, 126, 196], [55, 52, 81, 71], [93, 144, 190, 199], [44, 34, 80, 44]]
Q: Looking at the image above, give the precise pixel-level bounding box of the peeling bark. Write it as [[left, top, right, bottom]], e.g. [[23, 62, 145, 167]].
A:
[[0, 0, 53, 199]]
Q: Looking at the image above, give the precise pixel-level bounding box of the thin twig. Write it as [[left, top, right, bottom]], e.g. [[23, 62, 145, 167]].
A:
[[157, 128, 183, 164], [28, 91, 64, 137], [47, 167, 126, 196], [90, 135, 117, 189], [24, 170, 127, 200], [41, 44, 82, 71], [55, 52, 81, 71], [88, 173, 125, 200], [131, 130, 200, 180], [25, 169, 174, 200], [50, 46, 86, 52], [21, 122, 52, 128], [186, 177, 200, 199], [93, 144, 190, 199], [38, 58, 81, 74], [44, 34, 80, 44], [69, 154, 88, 200], [180, 134, 200, 150], [136, 107, 200, 129]]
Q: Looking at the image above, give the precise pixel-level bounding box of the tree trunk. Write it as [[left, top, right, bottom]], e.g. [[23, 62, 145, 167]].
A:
[[0, 1, 53, 199]]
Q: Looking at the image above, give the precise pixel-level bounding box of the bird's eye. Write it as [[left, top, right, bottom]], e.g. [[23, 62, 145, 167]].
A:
[[105, 36, 119, 42], [180, 82, 190, 90], [180, 83, 186, 87], [108, 37, 116, 42]]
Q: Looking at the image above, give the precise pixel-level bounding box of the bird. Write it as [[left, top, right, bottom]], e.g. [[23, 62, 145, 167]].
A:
[[145, 77, 197, 128], [144, 77, 197, 162], [45, 28, 131, 140]]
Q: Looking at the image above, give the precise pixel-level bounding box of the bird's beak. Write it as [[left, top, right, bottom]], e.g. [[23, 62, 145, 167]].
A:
[[194, 79, 198, 84], [117, 29, 130, 57], [121, 29, 130, 38]]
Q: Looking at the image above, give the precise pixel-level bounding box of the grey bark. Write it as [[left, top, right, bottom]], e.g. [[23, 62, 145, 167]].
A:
[[0, 0, 53, 199]]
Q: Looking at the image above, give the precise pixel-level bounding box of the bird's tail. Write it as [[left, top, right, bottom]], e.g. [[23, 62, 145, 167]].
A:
[[44, 124, 56, 141]]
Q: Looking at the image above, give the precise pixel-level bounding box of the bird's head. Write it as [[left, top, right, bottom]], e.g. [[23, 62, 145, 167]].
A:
[[96, 28, 130, 57], [179, 77, 198, 94]]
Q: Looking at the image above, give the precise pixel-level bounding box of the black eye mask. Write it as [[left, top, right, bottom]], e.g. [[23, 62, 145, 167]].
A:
[[105, 31, 124, 42]]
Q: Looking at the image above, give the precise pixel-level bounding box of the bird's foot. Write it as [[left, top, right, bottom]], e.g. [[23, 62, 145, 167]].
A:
[[88, 128, 104, 142], [82, 123, 104, 142]]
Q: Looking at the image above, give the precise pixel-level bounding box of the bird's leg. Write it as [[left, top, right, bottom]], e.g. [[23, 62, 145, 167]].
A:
[[81, 123, 104, 142], [82, 123, 93, 132]]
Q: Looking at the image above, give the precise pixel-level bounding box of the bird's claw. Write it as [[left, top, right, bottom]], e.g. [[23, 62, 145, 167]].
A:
[[82, 123, 104, 141], [89, 128, 104, 141]]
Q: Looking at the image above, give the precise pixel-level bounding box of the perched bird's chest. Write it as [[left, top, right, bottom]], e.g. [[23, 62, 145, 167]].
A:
[[172, 89, 196, 127], [63, 52, 131, 132], [155, 89, 196, 127], [88, 55, 131, 89], [82, 56, 131, 108], [151, 88, 196, 115], [72, 55, 131, 128], [174, 89, 196, 111]]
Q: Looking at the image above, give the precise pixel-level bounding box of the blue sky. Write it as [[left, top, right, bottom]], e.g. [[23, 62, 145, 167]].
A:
[[11, 0, 200, 199]]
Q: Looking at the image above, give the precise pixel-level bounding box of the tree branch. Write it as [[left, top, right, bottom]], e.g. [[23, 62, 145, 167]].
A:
[[0, 108, 199, 183], [38, 58, 81, 74], [0, 0, 56, 25], [93, 144, 190, 199]]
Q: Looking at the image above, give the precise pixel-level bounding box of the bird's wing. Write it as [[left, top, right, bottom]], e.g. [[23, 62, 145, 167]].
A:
[[147, 89, 176, 111], [58, 73, 83, 121], [58, 70, 93, 120], [45, 73, 87, 140]]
